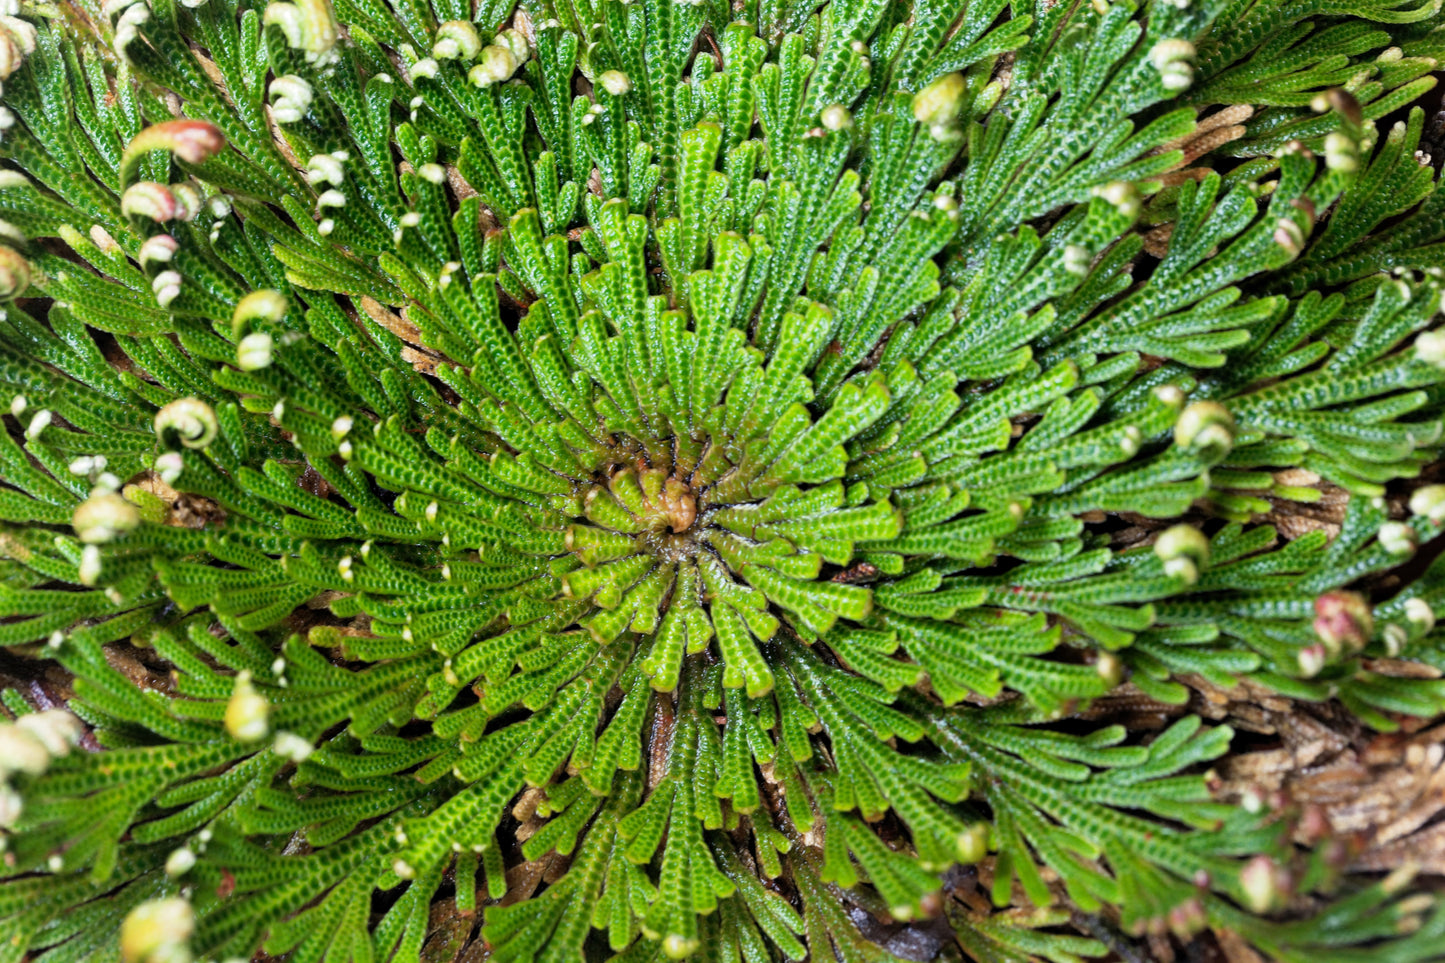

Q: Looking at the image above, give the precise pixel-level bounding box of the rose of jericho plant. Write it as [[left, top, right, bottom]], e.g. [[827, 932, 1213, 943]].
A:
[[3, 0, 1445, 960]]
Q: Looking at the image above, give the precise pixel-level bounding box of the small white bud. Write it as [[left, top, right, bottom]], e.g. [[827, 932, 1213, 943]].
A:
[[16, 710, 83, 758], [1155, 524, 1210, 574], [470, 45, 518, 86], [24, 408, 50, 439], [1324, 130, 1358, 173], [120, 897, 195, 963], [821, 103, 852, 131], [1405, 597, 1436, 632], [236, 332, 274, 371], [87, 224, 120, 254], [268, 73, 315, 124], [0, 722, 51, 777], [232, 290, 288, 335], [1093, 180, 1141, 220], [272, 730, 313, 762], [433, 20, 481, 60], [78, 544, 103, 585], [0, 784, 21, 828], [913, 73, 966, 130], [1379, 521, 1417, 556], [1297, 642, 1327, 678], [156, 451, 184, 485], [599, 69, 632, 96], [306, 153, 345, 186], [1173, 400, 1234, 452], [263, 0, 339, 65], [152, 270, 183, 307], [1158, 61, 1193, 91], [1239, 856, 1283, 914], [1149, 39, 1196, 70], [1409, 484, 1445, 522], [0, 25, 27, 81], [138, 234, 179, 266], [1153, 385, 1185, 408], [73, 491, 141, 543], [1094, 650, 1124, 686], [496, 28, 529, 64], [663, 935, 699, 960], [1415, 330, 1445, 368], [165, 847, 197, 877], [224, 671, 269, 742]]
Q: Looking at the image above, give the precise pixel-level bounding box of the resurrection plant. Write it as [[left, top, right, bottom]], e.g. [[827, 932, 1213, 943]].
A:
[[5, 0, 1445, 960]]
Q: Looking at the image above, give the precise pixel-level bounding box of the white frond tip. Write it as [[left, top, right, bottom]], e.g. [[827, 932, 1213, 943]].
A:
[[599, 70, 632, 96], [0, 243, 28, 297], [263, 0, 340, 65], [433, 20, 481, 60], [155, 397, 219, 450], [232, 289, 289, 335], [73, 491, 140, 544], [912, 72, 965, 138], [224, 671, 270, 743], [152, 270, 182, 307], [138, 234, 179, 266], [236, 332, 275, 371], [269, 74, 315, 123], [820, 104, 851, 131], [120, 898, 195, 963], [469, 45, 519, 87]]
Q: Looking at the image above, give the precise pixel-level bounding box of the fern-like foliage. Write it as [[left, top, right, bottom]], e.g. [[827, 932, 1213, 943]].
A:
[[1, 0, 1445, 961]]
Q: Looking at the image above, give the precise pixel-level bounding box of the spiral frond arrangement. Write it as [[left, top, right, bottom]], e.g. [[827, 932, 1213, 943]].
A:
[[1, 0, 1445, 960]]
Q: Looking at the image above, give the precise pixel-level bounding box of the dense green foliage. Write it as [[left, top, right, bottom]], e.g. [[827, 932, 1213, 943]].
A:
[[3, 0, 1445, 959]]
